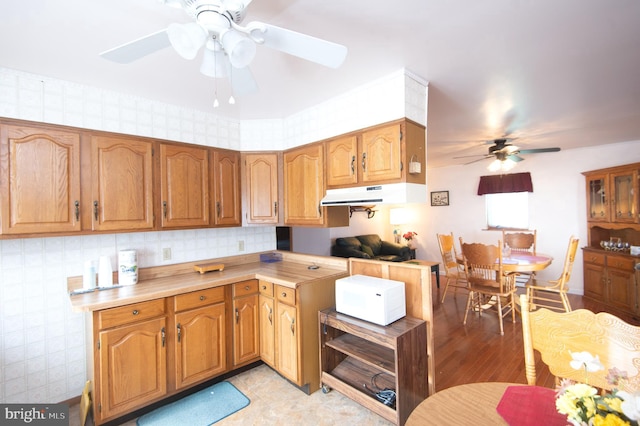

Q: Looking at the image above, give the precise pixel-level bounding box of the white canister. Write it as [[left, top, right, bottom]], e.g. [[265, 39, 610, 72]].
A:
[[118, 249, 138, 285], [98, 256, 113, 287], [83, 260, 96, 290]]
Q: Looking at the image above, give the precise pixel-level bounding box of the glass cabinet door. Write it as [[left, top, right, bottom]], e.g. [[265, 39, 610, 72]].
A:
[[611, 170, 638, 223], [587, 175, 609, 222]]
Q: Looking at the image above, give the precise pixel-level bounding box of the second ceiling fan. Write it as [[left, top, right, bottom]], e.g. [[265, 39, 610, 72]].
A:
[[458, 138, 561, 168]]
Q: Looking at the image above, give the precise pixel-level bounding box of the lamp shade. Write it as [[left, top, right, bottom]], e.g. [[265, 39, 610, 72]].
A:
[[221, 30, 256, 68], [167, 22, 207, 60], [200, 44, 228, 78]]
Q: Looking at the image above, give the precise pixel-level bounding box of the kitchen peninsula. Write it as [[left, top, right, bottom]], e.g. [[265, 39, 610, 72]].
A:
[[69, 251, 348, 425]]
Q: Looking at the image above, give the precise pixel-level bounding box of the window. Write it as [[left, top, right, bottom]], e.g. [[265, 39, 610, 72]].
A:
[[485, 192, 529, 229]]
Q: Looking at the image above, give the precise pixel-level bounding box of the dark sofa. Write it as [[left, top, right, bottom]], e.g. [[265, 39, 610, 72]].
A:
[[331, 234, 411, 262]]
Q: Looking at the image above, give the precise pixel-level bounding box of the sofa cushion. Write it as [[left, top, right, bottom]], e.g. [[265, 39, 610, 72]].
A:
[[356, 234, 382, 255], [336, 237, 362, 249], [361, 245, 374, 258]]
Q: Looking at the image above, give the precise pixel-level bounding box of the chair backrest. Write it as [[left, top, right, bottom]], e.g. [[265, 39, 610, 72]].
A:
[[502, 230, 536, 254], [521, 294, 640, 392], [553, 235, 580, 290], [436, 232, 461, 272], [460, 239, 514, 293]]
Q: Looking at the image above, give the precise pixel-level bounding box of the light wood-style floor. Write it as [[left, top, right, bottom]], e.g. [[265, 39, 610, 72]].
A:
[[73, 274, 639, 425]]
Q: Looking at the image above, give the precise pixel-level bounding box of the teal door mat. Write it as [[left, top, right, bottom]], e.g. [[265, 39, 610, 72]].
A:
[[137, 381, 250, 426]]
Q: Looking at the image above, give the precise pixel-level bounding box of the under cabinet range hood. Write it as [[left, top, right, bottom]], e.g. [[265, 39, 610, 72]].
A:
[[320, 183, 427, 206]]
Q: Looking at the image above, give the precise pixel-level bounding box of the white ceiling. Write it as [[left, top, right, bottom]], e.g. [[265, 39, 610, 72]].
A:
[[2, 0, 640, 168]]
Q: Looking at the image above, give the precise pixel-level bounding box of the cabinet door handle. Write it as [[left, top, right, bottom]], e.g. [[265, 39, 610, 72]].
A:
[[161, 327, 166, 347], [350, 155, 355, 174], [361, 152, 367, 172], [177, 323, 181, 343], [200, 295, 205, 301], [132, 309, 139, 315], [163, 201, 167, 218], [93, 201, 99, 221], [75, 201, 80, 222], [263, 304, 272, 325], [281, 292, 287, 298], [290, 318, 295, 335], [245, 286, 250, 291], [274, 201, 278, 215], [235, 308, 239, 324], [217, 201, 221, 218]]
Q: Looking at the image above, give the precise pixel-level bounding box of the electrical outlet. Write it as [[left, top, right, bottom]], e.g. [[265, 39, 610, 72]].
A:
[[238, 240, 245, 251], [162, 247, 171, 261]]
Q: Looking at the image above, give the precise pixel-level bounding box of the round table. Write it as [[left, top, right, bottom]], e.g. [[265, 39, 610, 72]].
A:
[[406, 382, 520, 425], [457, 252, 553, 273]]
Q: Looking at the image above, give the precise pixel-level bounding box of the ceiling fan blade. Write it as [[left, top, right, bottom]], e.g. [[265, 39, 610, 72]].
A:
[[453, 154, 489, 159], [507, 154, 525, 162], [464, 157, 491, 165], [517, 147, 561, 154], [230, 66, 258, 96], [100, 29, 170, 64], [251, 23, 347, 69]]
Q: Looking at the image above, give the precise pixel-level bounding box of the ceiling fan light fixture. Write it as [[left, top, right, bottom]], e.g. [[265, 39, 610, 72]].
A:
[[167, 22, 207, 60], [220, 30, 256, 68], [200, 44, 228, 78], [488, 158, 516, 172]]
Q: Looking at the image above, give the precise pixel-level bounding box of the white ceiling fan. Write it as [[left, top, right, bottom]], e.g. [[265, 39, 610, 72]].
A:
[[100, 0, 348, 98]]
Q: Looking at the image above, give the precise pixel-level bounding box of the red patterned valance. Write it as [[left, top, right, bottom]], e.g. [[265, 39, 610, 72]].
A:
[[477, 172, 533, 195]]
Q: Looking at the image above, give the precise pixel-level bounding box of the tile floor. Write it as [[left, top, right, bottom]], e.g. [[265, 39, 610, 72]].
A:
[[71, 364, 393, 426]]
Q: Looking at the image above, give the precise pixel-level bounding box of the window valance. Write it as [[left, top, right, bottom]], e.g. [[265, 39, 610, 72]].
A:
[[477, 172, 533, 195]]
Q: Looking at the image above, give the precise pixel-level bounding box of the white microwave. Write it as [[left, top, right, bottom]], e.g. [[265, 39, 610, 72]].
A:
[[335, 274, 406, 326]]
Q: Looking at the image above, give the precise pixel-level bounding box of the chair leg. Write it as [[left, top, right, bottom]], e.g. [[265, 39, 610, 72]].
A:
[[561, 293, 572, 312], [510, 294, 516, 323], [440, 277, 451, 304], [496, 296, 504, 335], [463, 291, 473, 325]]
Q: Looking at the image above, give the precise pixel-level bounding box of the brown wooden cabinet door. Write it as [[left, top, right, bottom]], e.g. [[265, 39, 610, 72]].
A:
[[1, 124, 81, 234], [213, 150, 241, 226], [610, 170, 638, 224], [259, 294, 275, 367], [361, 123, 402, 183], [233, 294, 260, 366], [245, 153, 279, 224], [91, 135, 154, 231], [283, 144, 325, 225], [174, 303, 226, 389], [608, 267, 636, 313], [160, 144, 209, 228], [97, 317, 167, 422], [583, 262, 606, 300], [275, 302, 298, 383], [326, 136, 358, 187]]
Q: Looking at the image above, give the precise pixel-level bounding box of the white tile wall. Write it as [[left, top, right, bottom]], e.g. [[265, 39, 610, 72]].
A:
[[0, 66, 427, 404]]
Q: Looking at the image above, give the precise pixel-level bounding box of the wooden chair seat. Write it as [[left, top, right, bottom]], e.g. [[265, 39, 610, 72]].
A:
[[436, 232, 468, 303]]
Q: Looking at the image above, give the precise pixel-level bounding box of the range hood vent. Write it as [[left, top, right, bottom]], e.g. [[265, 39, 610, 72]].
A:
[[321, 183, 427, 206]]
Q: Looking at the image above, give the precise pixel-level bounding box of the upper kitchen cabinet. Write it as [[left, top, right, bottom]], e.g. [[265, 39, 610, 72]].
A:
[[89, 135, 154, 231], [284, 143, 349, 227], [0, 122, 81, 235], [325, 119, 426, 189], [243, 152, 279, 225], [212, 149, 241, 226], [584, 163, 640, 227], [160, 143, 210, 229]]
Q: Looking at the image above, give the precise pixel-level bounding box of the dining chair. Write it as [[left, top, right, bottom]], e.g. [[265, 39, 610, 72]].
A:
[[460, 239, 517, 335], [502, 230, 537, 286], [525, 235, 579, 313], [520, 293, 640, 392], [436, 232, 467, 303]]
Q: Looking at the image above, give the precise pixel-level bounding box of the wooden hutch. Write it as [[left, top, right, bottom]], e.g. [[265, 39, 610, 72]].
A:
[[582, 162, 640, 315]]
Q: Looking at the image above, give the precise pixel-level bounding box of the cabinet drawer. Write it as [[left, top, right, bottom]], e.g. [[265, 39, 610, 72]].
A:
[[233, 280, 258, 298], [584, 251, 605, 266], [276, 285, 296, 306], [174, 286, 225, 312], [98, 299, 166, 329], [606, 255, 636, 270], [259, 281, 273, 297]]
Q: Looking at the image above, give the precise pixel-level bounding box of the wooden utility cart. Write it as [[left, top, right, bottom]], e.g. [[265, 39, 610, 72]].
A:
[[319, 308, 428, 426]]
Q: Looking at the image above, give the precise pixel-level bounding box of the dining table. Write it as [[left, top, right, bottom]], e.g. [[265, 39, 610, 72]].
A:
[[457, 252, 553, 274], [405, 382, 567, 425]]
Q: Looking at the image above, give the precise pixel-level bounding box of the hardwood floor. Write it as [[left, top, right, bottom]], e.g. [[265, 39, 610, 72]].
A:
[[432, 277, 640, 392]]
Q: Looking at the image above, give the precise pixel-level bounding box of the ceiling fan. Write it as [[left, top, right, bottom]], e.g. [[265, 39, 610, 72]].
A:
[[99, 0, 348, 97], [455, 138, 561, 171]]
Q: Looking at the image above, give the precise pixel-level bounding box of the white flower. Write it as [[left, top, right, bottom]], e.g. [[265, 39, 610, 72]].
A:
[[618, 391, 640, 421], [569, 351, 605, 373]]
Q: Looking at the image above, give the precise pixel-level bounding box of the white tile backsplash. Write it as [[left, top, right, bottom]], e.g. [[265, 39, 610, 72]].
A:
[[0, 65, 426, 405]]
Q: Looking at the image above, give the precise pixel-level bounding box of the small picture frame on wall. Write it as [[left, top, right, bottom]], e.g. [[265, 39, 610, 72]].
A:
[[431, 190, 449, 206]]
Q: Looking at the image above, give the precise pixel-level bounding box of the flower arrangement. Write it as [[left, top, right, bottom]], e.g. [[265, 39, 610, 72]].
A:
[[555, 351, 640, 426], [402, 231, 418, 243]]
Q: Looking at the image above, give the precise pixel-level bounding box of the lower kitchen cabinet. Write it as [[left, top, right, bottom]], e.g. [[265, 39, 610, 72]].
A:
[[275, 286, 298, 383], [232, 280, 260, 366], [172, 287, 227, 390], [258, 281, 276, 367], [93, 299, 168, 424]]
